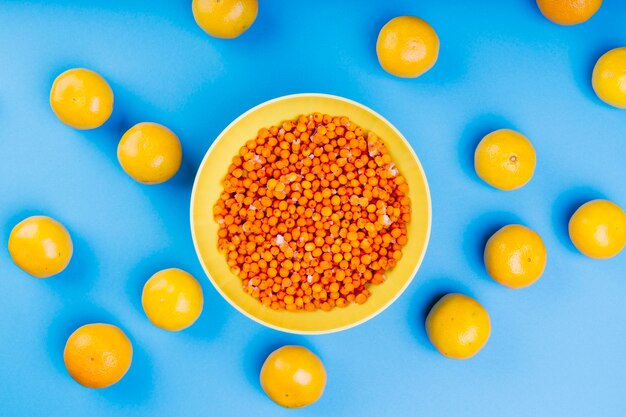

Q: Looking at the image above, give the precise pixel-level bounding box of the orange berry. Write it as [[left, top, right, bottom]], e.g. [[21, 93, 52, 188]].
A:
[[213, 114, 410, 311]]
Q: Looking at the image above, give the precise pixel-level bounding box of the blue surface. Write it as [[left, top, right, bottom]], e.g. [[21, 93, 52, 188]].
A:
[[1, 0, 625, 415]]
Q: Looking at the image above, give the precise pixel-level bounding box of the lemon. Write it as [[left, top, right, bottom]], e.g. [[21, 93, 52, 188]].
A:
[[592, 47, 626, 109], [142, 268, 204, 331], [8, 215, 73, 278], [426, 293, 491, 360], [50, 68, 113, 130], [260, 346, 326, 408], [117, 122, 182, 184], [569, 199, 626, 259], [376, 16, 439, 78], [474, 129, 536, 190], [192, 0, 258, 39], [484, 224, 547, 289]]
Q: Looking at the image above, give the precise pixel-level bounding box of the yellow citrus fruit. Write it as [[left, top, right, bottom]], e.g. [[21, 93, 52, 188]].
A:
[[425, 293, 491, 360], [484, 224, 547, 289], [536, 0, 602, 25], [592, 47, 626, 109], [63, 323, 133, 388], [142, 268, 204, 331], [117, 122, 182, 184], [474, 129, 536, 190], [569, 199, 626, 259], [376, 16, 439, 78], [8, 215, 73, 278], [260, 346, 326, 408], [50, 68, 114, 129], [192, 0, 258, 39]]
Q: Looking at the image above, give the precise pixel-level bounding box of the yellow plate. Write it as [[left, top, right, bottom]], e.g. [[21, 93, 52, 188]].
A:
[[190, 93, 431, 334]]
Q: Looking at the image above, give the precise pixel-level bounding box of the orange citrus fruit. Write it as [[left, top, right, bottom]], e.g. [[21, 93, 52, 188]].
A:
[[592, 47, 626, 109], [484, 224, 547, 289], [192, 0, 258, 39], [569, 199, 626, 259], [117, 122, 182, 184], [50, 68, 114, 129], [536, 0, 602, 25], [142, 268, 204, 331], [8, 215, 73, 278], [64, 323, 133, 388], [474, 129, 536, 190], [426, 293, 491, 359], [376, 16, 439, 78], [260, 346, 326, 408]]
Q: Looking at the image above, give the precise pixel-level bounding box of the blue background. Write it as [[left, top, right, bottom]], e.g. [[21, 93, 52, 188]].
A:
[[1, 0, 625, 416]]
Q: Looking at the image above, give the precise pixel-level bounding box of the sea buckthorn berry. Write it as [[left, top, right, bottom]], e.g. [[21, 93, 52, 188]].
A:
[[213, 114, 410, 311]]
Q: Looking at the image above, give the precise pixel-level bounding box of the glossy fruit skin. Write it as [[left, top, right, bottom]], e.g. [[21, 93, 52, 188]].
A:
[[536, 0, 602, 25], [592, 47, 626, 109], [474, 129, 536, 191], [50, 68, 114, 129], [117, 122, 182, 184], [260, 346, 326, 408], [569, 199, 626, 259], [426, 294, 491, 360], [192, 0, 258, 39], [8, 215, 73, 278], [376, 16, 439, 78], [484, 225, 547, 289], [142, 268, 204, 331], [63, 323, 133, 388]]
